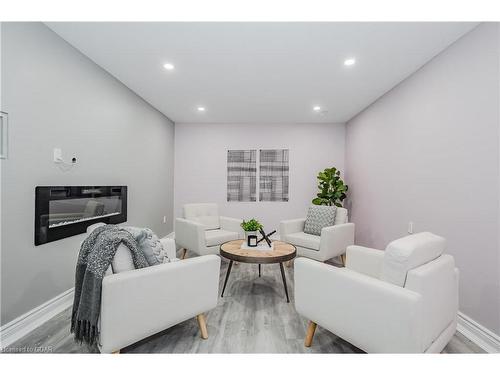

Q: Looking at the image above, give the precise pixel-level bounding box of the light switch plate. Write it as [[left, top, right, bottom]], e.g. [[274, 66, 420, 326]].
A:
[[53, 148, 63, 163]]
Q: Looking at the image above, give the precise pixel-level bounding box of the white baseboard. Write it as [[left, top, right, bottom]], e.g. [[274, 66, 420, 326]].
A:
[[0, 288, 74, 349], [457, 311, 500, 353]]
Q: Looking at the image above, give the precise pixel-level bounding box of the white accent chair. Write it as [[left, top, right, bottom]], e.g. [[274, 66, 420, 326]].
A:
[[279, 207, 354, 263], [85, 224, 221, 353], [175, 203, 244, 257], [295, 232, 459, 353]]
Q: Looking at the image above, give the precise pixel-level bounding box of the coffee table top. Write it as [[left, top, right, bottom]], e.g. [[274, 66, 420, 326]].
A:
[[220, 239, 296, 264]]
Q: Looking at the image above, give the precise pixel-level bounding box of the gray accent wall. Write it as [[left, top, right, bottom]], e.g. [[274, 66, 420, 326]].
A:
[[346, 23, 500, 335], [0, 23, 175, 325]]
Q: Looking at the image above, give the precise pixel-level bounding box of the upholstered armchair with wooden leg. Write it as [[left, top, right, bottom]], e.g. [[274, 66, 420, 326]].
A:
[[175, 203, 244, 257], [279, 207, 354, 264], [295, 232, 459, 353], [99, 251, 220, 353]]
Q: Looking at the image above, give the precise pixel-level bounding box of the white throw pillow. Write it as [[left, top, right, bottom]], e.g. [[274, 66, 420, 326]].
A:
[[111, 243, 135, 273], [381, 232, 446, 287]]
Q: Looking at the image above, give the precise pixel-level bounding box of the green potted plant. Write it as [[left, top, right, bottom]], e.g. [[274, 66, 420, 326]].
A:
[[241, 218, 263, 245], [312, 167, 348, 207]]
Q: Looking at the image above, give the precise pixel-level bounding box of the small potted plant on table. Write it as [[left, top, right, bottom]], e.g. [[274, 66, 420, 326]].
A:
[[241, 218, 263, 247]]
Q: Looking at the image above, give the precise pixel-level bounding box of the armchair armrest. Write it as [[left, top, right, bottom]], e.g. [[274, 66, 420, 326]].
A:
[[318, 223, 355, 259], [346, 245, 384, 279], [295, 258, 423, 353], [220, 216, 244, 239], [100, 255, 221, 353], [279, 218, 306, 238], [175, 218, 206, 252]]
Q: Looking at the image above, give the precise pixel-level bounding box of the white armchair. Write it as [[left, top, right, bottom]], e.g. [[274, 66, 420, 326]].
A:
[[83, 224, 221, 353], [279, 207, 354, 263], [175, 203, 244, 257], [100, 251, 220, 353], [295, 232, 459, 353]]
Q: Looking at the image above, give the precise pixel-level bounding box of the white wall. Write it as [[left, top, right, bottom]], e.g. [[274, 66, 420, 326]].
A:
[[346, 23, 500, 335], [174, 122, 345, 231], [0, 23, 175, 325]]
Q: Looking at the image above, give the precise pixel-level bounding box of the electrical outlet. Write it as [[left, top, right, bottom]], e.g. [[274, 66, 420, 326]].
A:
[[408, 221, 414, 234]]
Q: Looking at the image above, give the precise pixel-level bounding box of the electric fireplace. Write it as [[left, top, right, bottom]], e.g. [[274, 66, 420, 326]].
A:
[[35, 186, 127, 245]]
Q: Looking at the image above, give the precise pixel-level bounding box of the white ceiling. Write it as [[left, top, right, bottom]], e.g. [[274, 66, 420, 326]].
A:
[[46, 22, 478, 124]]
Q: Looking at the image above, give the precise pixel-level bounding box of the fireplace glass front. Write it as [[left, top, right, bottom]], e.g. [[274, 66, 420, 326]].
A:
[[35, 186, 127, 245]]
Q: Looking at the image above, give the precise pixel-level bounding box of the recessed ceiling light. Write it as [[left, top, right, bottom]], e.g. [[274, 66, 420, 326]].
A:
[[197, 106, 206, 112], [344, 58, 356, 66], [313, 106, 321, 112], [163, 63, 175, 71]]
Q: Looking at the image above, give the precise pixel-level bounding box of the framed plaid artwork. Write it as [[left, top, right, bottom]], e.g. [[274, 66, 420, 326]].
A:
[[227, 150, 257, 202], [259, 149, 289, 202]]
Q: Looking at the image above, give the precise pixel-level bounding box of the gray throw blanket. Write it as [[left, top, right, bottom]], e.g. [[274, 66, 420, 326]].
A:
[[71, 225, 149, 346]]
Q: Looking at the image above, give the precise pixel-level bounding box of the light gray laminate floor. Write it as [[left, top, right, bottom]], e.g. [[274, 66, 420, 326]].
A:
[[5, 258, 484, 354]]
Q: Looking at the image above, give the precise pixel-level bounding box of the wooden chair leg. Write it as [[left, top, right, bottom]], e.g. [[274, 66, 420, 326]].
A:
[[196, 313, 209, 339], [341, 254, 346, 266], [181, 248, 187, 259], [304, 321, 317, 347]]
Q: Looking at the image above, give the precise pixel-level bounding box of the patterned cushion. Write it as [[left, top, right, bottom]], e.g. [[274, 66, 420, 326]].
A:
[[303, 205, 337, 236], [205, 229, 240, 247], [124, 227, 170, 266]]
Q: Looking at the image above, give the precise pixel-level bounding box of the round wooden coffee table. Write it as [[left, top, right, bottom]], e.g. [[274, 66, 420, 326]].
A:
[[219, 239, 296, 302]]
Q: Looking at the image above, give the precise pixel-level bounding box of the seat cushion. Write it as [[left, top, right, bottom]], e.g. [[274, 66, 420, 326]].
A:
[[304, 205, 336, 236], [205, 229, 239, 247], [184, 203, 220, 230], [194, 215, 220, 230], [285, 231, 321, 251], [381, 232, 446, 287]]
